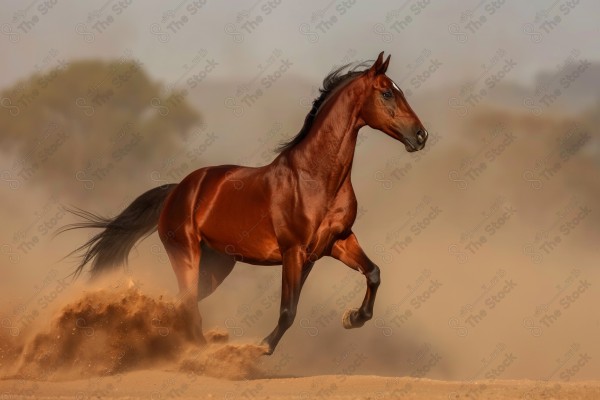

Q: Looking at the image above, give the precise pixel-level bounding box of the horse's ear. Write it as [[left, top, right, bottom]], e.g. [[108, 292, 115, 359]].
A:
[[377, 55, 391, 75], [368, 51, 385, 76]]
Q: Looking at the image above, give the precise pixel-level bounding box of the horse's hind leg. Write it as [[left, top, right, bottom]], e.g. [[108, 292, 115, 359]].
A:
[[159, 229, 205, 344], [198, 243, 236, 301]]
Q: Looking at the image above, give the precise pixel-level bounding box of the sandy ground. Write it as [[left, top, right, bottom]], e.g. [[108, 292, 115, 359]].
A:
[[2, 287, 599, 399], [1, 371, 600, 399]]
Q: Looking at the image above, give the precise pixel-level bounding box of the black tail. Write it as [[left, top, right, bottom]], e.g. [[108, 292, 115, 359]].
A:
[[59, 184, 177, 279]]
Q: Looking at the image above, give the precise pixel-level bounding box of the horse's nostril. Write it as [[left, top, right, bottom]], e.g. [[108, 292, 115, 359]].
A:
[[416, 129, 428, 144]]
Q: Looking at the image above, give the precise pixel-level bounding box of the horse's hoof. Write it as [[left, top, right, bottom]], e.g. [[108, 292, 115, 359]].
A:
[[260, 344, 273, 355], [342, 308, 358, 329]]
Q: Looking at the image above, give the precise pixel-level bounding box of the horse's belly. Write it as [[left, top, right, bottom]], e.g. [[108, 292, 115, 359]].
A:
[[202, 223, 282, 265], [199, 193, 281, 265]]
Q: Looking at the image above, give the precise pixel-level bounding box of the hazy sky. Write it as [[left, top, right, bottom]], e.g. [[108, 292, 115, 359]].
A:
[[1, 0, 599, 91]]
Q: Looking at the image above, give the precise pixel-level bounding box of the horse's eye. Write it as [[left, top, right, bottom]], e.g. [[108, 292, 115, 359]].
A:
[[382, 90, 393, 99]]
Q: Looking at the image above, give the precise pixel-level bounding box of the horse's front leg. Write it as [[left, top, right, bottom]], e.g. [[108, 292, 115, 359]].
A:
[[329, 232, 380, 329], [261, 247, 310, 355]]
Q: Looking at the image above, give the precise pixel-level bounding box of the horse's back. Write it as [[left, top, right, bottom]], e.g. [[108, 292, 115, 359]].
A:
[[166, 163, 282, 264], [158, 164, 245, 238]]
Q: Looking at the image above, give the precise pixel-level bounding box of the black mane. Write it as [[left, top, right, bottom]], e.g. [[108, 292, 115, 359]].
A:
[[276, 61, 372, 153]]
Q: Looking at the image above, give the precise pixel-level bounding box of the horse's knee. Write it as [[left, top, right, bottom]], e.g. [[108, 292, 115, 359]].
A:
[[279, 308, 296, 329]]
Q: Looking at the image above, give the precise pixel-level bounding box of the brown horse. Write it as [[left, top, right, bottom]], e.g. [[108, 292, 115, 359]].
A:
[[64, 52, 428, 354]]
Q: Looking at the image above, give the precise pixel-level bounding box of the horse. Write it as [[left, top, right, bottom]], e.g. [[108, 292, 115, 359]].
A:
[[63, 52, 428, 355]]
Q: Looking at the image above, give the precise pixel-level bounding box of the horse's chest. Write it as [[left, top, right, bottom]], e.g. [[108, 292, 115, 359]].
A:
[[310, 191, 357, 253], [322, 203, 356, 234]]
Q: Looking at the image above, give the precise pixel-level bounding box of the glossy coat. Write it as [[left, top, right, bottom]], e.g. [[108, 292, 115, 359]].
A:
[[156, 52, 428, 353]]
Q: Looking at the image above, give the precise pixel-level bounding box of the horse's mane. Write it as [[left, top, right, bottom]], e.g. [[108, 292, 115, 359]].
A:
[[276, 61, 372, 153]]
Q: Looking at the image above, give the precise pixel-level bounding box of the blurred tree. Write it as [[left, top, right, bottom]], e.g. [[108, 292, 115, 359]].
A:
[[0, 59, 201, 194]]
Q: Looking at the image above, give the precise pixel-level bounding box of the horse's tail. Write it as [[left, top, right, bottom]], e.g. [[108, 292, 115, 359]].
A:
[[59, 184, 177, 279]]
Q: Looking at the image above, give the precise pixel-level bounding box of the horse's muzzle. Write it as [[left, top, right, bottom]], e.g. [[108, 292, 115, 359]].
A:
[[403, 129, 427, 152], [416, 129, 428, 147]]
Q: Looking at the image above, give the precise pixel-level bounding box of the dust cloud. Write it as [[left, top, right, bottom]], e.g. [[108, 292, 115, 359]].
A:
[[1, 285, 266, 381], [1, 72, 599, 383]]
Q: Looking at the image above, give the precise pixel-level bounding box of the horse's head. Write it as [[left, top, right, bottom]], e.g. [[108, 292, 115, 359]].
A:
[[359, 52, 428, 152]]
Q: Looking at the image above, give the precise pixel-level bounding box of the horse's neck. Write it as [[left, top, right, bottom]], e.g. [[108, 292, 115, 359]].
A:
[[286, 88, 363, 189]]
